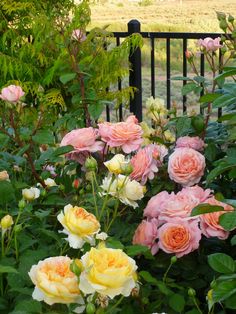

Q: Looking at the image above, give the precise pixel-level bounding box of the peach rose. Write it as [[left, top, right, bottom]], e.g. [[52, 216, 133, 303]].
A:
[[198, 37, 223, 52], [200, 197, 234, 240], [143, 191, 175, 219], [60, 127, 104, 154], [132, 219, 159, 255], [176, 136, 205, 151], [28, 256, 82, 305], [98, 117, 143, 154], [0, 85, 25, 103], [168, 148, 205, 186], [130, 145, 159, 184], [158, 219, 201, 257]]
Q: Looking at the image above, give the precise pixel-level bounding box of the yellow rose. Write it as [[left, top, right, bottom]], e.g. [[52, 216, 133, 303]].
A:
[[0, 215, 13, 230], [57, 204, 100, 249], [0, 170, 9, 181], [79, 247, 137, 299], [28, 256, 83, 305], [104, 154, 125, 174]]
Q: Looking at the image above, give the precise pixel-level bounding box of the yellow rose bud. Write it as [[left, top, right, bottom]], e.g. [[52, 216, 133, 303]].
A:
[[28, 256, 83, 305], [22, 187, 40, 201], [164, 130, 175, 143], [44, 178, 57, 187], [57, 204, 100, 249], [79, 247, 138, 299], [0, 170, 9, 181], [1, 215, 13, 230], [104, 154, 125, 174]]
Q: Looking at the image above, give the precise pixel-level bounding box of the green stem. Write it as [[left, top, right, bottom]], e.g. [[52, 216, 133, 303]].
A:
[[163, 261, 173, 283], [5, 205, 23, 254], [192, 296, 203, 314], [91, 172, 99, 218], [99, 177, 114, 220], [14, 233, 19, 261], [106, 295, 124, 313], [105, 199, 120, 233], [1, 231, 5, 258]]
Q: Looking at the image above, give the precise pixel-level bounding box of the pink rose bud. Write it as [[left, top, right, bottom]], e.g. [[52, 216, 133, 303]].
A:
[[71, 29, 86, 42], [197, 37, 223, 52], [0, 85, 25, 103], [185, 50, 193, 60]]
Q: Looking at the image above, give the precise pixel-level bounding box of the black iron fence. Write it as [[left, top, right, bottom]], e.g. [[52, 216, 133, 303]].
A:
[[109, 19, 224, 122]]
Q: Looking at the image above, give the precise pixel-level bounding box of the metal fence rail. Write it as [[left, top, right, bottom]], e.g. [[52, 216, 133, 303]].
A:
[[107, 19, 224, 122]]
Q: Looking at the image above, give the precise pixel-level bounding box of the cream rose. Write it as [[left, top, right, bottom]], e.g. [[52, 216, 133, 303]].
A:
[[22, 187, 40, 201], [104, 154, 126, 174], [79, 247, 137, 298], [57, 205, 100, 248], [28, 256, 83, 305], [100, 175, 145, 208]]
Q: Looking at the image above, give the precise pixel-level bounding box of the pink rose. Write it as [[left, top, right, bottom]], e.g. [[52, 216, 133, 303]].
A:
[[60, 127, 104, 153], [125, 115, 138, 124], [178, 185, 212, 203], [0, 85, 25, 103], [98, 118, 143, 154], [143, 191, 175, 219], [198, 37, 223, 52], [132, 219, 159, 255], [168, 148, 205, 187], [200, 197, 234, 240], [130, 145, 159, 185], [158, 219, 201, 258], [176, 136, 205, 151], [71, 29, 86, 42], [158, 192, 199, 221]]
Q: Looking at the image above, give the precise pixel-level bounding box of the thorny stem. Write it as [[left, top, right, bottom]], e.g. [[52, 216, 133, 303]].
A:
[[2, 110, 46, 188]]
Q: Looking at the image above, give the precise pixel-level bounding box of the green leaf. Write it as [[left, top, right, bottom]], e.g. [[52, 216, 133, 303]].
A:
[[191, 204, 224, 216], [0, 181, 15, 204], [231, 235, 236, 246], [215, 69, 236, 81], [212, 280, 236, 303], [219, 211, 236, 231], [208, 253, 235, 274], [59, 73, 76, 84], [88, 102, 104, 120], [0, 265, 18, 274], [52, 145, 74, 156], [171, 76, 192, 81], [14, 300, 42, 313], [182, 83, 198, 96], [212, 94, 236, 108], [139, 271, 158, 285], [207, 164, 234, 184], [106, 238, 124, 250], [200, 93, 221, 103], [193, 75, 205, 83], [32, 130, 54, 145], [225, 292, 236, 309], [176, 116, 192, 137], [169, 293, 185, 312], [126, 244, 149, 257]]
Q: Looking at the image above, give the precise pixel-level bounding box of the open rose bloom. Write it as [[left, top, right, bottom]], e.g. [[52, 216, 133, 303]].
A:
[[198, 37, 223, 52], [98, 115, 143, 153], [29, 256, 83, 305], [0, 85, 25, 103]]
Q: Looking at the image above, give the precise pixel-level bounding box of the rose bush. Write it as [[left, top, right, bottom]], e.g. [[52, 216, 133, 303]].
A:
[[0, 3, 236, 314]]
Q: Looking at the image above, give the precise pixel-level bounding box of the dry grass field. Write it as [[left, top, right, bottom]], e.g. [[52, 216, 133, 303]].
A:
[[88, 0, 236, 32], [81, 0, 236, 117]]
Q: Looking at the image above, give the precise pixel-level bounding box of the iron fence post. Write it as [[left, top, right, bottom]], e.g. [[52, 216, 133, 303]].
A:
[[128, 19, 142, 121]]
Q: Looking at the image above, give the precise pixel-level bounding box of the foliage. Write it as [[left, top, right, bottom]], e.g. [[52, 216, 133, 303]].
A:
[[0, 6, 236, 314]]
